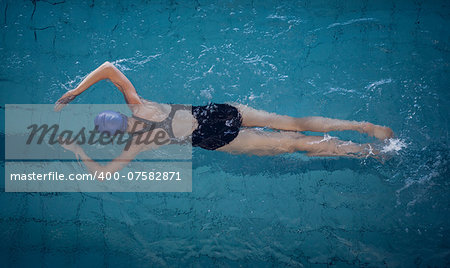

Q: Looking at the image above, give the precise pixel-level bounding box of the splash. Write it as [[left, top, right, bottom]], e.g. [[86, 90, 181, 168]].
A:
[[61, 74, 87, 91], [325, 87, 356, 95], [112, 51, 162, 72], [381, 138, 407, 154], [365, 78, 393, 92], [200, 85, 214, 100], [307, 133, 337, 144], [59, 52, 161, 91], [326, 18, 378, 29], [395, 153, 445, 208], [309, 18, 378, 32]]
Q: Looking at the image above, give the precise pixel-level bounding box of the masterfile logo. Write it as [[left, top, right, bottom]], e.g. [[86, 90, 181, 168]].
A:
[[5, 104, 192, 192]]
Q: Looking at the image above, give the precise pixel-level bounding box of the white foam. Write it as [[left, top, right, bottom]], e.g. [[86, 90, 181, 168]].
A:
[[309, 17, 377, 33], [200, 85, 214, 99], [307, 133, 337, 144], [112, 52, 161, 72], [381, 138, 407, 153], [59, 52, 161, 91], [365, 78, 393, 91], [61, 74, 87, 91], [326, 18, 378, 29]]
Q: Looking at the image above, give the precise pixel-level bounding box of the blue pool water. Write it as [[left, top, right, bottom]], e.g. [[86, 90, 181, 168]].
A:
[[1, 0, 449, 266]]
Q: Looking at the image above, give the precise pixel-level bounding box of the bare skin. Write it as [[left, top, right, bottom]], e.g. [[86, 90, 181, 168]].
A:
[[55, 62, 394, 174], [219, 104, 392, 157]]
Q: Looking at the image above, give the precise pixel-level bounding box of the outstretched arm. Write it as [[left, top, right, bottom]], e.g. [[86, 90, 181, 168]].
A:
[[77, 147, 139, 175], [54, 61, 143, 111], [60, 139, 145, 175]]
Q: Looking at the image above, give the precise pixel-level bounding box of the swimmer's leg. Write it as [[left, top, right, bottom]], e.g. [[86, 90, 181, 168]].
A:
[[217, 129, 375, 158], [232, 104, 393, 140]]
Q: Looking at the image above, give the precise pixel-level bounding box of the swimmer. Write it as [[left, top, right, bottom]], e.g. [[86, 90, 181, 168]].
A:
[[55, 62, 394, 173]]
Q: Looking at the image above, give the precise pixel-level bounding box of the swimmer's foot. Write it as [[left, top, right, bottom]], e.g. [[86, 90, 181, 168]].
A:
[[362, 144, 393, 164], [360, 122, 394, 140]]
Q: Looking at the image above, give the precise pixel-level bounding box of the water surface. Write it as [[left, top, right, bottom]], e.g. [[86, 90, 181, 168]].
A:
[[0, 0, 449, 266]]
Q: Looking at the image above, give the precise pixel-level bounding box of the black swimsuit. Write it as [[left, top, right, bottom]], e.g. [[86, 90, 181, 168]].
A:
[[131, 103, 242, 150]]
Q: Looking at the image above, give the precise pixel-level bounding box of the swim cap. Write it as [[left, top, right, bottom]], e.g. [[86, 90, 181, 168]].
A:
[[94, 110, 128, 135]]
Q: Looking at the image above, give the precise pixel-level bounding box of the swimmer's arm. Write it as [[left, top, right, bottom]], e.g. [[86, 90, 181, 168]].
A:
[[74, 144, 143, 175], [55, 61, 142, 111], [72, 61, 143, 105]]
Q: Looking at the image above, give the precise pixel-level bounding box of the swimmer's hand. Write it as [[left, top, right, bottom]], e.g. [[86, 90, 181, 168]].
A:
[[58, 136, 82, 158], [54, 90, 77, 111], [362, 123, 394, 140]]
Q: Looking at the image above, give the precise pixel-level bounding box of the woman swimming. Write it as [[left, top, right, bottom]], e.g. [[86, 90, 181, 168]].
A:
[[55, 62, 394, 173]]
